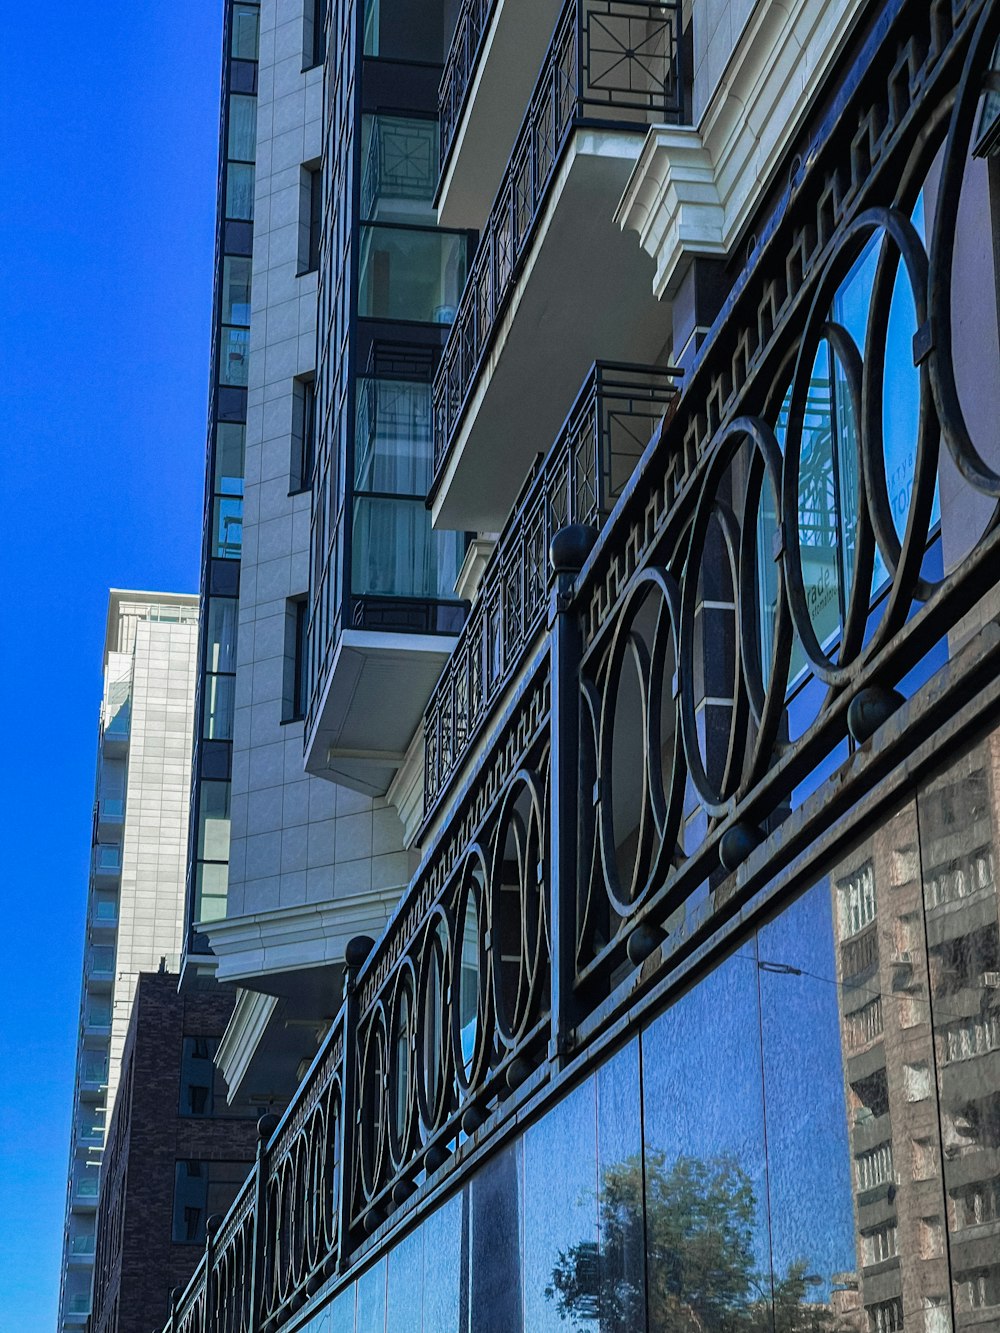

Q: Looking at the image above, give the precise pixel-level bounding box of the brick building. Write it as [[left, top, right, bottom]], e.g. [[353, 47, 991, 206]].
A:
[[89, 972, 259, 1333]]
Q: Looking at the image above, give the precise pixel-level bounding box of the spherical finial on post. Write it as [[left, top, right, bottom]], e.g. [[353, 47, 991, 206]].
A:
[[549, 523, 598, 576]]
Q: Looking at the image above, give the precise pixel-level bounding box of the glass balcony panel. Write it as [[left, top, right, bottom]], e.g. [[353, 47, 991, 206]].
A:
[[358, 225, 467, 325], [355, 376, 433, 495], [220, 326, 250, 385], [86, 1003, 111, 1027], [360, 116, 438, 225], [226, 161, 255, 220], [99, 798, 124, 819], [352, 497, 464, 601], [95, 844, 120, 872], [82, 1052, 108, 1083], [212, 496, 244, 558], [89, 946, 115, 974], [70, 1233, 96, 1255], [93, 891, 118, 921]]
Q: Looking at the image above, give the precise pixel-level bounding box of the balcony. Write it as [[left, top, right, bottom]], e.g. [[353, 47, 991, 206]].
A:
[[67, 1234, 96, 1263], [101, 681, 131, 754], [430, 0, 685, 532], [438, 0, 564, 225], [303, 619, 459, 796], [424, 361, 676, 812], [95, 797, 125, 839]]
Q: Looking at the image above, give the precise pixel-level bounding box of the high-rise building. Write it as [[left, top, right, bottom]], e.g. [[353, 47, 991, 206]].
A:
[[165, 0, 1000, 1329], [57, 591, 198, 1331]]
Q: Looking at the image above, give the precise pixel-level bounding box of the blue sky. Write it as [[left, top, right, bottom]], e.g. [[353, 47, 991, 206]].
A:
[[0, 5, 222, 1327]]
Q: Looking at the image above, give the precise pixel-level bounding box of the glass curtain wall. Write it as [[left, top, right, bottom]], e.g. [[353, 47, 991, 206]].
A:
[[185, 0, 259, 951], [309, 2, 472, 731]]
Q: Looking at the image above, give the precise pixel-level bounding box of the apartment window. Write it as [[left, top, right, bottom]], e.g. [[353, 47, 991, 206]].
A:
[[231, 3, 260, 60], [194, 781, 231, 925], [172, 1160, 252, 1244], [868, 1298, 903, 1333], [305, 0, 326, 68], [179, 1037, 219, 1117], [283, 598, 309, 722], [291, 377, 316, 491], [838, 862, 877, 938], [203, 598, 238, 740], [301, 167, 322, 274]]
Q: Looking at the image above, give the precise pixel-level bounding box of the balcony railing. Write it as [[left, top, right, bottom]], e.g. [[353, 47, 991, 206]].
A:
[[423, 361, 677, 813], [438, 0, 500, 178], [432, 0, 684, 485], [160, 2, 999, 1328]]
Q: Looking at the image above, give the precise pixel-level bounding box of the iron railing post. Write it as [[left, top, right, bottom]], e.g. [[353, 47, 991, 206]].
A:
[[204, 1215, 220, 1333], [248, 1114, 278, 1333], [547, 523, 595, 1066], [337, 935, 374, 1272]]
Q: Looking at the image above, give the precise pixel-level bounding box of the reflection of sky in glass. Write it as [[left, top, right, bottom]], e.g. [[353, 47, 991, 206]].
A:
[[524, 1078, 598, 1332], [642, 951, 772, 1282], [422, 1194, 463, 1333], [386, 1223, 422, 1333], [757, 879, 856, 1299], [355, 1258, 386, 1333]]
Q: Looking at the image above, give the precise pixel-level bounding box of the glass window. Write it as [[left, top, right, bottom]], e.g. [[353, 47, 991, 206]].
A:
[[179, 1036, 220, 1117], [357, 225, 467, 325], [195, 861, 229, 924], [292, 378, 316, 489], [222, 256, 252, 326], [228, 94, 257, 162], [215, 422, 245, 496], [212, 496, 244, 558], [231, 4, 260, 60], [362, 0, 443, 62], [171, 1160, 251, 1244], [197, 781, 231, 863], [206, 598, 238, 673], [226, 161, 255, 221], [89, 945, 115, 974], [352, 497, 464, 600], [203, 673, 235, 740], [220, 326, 250, 386], [355, 376, 432, 494]]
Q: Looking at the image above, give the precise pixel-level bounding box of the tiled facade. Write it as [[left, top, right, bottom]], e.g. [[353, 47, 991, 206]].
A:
[[57, 592, 199, 1330]]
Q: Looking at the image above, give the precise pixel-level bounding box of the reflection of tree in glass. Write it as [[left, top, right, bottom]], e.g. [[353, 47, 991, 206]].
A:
[[547, 1152, 845, 1333]]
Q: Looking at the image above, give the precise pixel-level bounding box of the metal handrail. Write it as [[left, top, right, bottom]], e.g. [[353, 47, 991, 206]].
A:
[[423, 361, 678, 815], [432, 0, 684, 485]]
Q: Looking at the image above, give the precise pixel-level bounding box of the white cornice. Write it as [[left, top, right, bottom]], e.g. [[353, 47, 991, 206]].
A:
[[204, 887, 403, 987], [217, 988, 279, 1104], [386, 728, 426, 850], [617, 0, 868, 300]]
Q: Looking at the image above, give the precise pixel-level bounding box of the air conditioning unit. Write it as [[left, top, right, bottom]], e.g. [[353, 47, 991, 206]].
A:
[[982, 971, 1000, 988]]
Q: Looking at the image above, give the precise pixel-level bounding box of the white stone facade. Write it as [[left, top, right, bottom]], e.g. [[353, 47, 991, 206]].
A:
[[211, 0, 416, 1004]]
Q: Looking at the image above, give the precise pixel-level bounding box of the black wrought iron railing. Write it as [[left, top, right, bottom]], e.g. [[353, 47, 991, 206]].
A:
[[159, 1, 1000, 1328], [423, 361, 678, 815], [431, 0, 684, 485], [438, 0, 500, 180]]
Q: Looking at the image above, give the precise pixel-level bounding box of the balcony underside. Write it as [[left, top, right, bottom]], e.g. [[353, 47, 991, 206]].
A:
[[431, 130, 668, 533], [438, 0, 563, 230], [303, 629, 457, 795]]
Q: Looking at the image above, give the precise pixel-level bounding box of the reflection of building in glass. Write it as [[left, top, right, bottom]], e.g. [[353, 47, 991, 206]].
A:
[[922, 747, 1000, 1330]]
